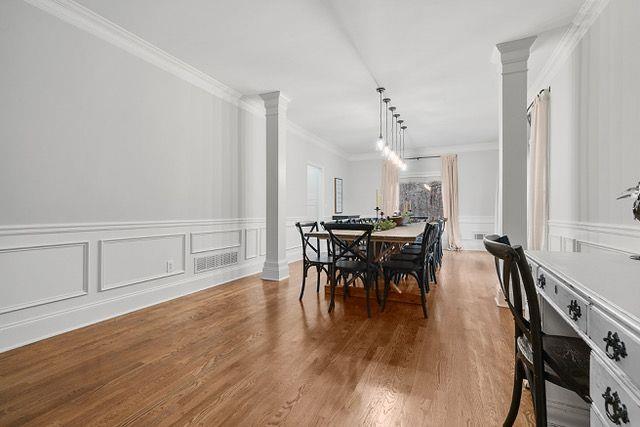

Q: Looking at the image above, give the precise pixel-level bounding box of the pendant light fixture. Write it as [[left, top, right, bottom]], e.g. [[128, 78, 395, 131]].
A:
[[375, 87, 385, 151], [398, 119, 405, 170], [389, 106, 396, 162], [382, 97, 391, 158], [375, 87, 410, 166], [400, 124, 408, 171]]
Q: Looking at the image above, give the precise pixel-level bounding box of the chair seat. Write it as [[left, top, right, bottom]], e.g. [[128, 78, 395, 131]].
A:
[[401, 247, 422, 255], [389, 253, 420, 262], [517, 334, 590, 401], [381, 259, 421, 272], [335, 259, 372, 271], [306, 254, 333, 265]]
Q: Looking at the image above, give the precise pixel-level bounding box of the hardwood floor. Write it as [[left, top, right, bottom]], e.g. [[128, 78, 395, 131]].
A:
[[0, 251, 533, 426]]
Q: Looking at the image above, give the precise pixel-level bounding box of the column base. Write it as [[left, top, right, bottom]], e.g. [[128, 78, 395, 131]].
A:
[[262, 259, 290, 281]]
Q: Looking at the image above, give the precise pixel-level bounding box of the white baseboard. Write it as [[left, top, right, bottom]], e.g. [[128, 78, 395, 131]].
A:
[[0, 218, 307, 353], [0, 259, 265, 352]]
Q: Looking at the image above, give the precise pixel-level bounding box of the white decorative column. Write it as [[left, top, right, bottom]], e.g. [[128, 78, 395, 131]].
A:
[[494, 36, 536, 306], [261, 91, 290, 281], [495, 36, 536, 247]]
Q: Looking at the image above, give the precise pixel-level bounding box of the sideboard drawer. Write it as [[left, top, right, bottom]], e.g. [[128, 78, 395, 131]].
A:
[[544, 272, 589, 334], [589, 306, 640, 390], [591, 353, 640, 426]]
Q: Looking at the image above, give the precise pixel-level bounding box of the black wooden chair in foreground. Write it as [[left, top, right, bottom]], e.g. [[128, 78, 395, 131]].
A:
[[380, 222, 436, 318], [484, 234, 590, 426], [323, 222, 377, 317], [295, 222, 333, 301]]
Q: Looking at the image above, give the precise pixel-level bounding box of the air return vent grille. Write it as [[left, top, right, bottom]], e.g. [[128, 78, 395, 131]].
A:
[[194, 251, 238, 274], [474, 233, 487, 240]]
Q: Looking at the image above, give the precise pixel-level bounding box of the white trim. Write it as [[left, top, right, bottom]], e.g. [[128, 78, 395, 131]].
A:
[[244, 228, 259, 260], [20, 0, 347, 160], [0, 258, 266, 352], [98, 233, 187, 291], [547, 219, 640, 255], [348, 141, 498, 161], [528, 0, 611, 99], [547, 220, 640, 239], [288, 121, 348, 159], [0, 218, 266, 236], [0, 241, 89, 314], [23, 0, 243, 105], [189, 229, 242, 254]]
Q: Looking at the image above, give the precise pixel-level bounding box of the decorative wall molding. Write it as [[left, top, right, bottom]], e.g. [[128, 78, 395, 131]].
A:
[[98, 233, 187, 291], [21, 0, 347, 158], [528, 0, 611, 98], [0, 257, 266, 352], [0, 241, 89, 314], [190, 229, 242, 254], [287, 121, 349, 160], [245, 228, 259, 260], [547, 219, 640, 255], [0, 218, 266, 236], [349, 141, 499, 162]]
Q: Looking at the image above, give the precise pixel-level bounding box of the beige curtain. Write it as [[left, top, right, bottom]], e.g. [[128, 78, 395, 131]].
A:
[[381, 159, 399, 215], [441, 154, 462, 250], [528, 89, 550, 250]]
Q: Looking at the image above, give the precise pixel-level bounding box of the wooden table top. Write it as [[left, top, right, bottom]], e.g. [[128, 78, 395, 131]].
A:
[[306, 222, 427, 243]]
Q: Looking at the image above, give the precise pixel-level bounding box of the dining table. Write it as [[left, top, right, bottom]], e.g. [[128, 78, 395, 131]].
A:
[[305, 221, 435, 300]]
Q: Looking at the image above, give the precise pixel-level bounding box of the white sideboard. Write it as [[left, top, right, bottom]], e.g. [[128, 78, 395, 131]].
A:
[[526, 251, 640, 426]]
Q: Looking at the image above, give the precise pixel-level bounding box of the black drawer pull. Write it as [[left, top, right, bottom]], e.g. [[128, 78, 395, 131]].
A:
[[604, 331, 628, 362], [602, 387, 629, 425], [537, 273, 546, 289], [567, 300, 581, 321]]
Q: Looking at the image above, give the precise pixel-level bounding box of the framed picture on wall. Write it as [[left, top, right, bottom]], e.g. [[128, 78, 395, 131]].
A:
[[334, 178, 343, 213]]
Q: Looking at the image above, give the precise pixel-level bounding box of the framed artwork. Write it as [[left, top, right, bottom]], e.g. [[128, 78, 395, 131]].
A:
[[334, 178, 343, 213]]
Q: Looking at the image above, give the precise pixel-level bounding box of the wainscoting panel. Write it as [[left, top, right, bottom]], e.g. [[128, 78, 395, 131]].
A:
[[99, 234, 186, 291], [259, 228, 267, 256], [0, 218, 320, 352], [547, 220, 639, 255], [244, 228, 259, 260], [0, 242, 88, 314], [458, 216, 495, 250], [190, 230, 242, 254]]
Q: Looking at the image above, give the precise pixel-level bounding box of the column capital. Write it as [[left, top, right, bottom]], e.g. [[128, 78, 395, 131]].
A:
[[260, 91, 291, 115], [495, 36, 537, 74]]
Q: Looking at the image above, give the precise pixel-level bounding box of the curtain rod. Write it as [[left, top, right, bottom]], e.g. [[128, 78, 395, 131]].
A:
[[527, 87, 551, 112], [405, 155, 440, 160]]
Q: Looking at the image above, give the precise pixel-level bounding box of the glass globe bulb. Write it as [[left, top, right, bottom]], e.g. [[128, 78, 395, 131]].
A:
[[376, 137, 384, 151], [382, 145, 390, 157]]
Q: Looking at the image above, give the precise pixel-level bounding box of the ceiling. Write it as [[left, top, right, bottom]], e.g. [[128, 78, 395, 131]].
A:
[[75, 0, 585, 154]]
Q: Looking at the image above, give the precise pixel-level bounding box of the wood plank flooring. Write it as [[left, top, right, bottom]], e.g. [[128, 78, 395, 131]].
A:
[[0, 251, 534, 426]]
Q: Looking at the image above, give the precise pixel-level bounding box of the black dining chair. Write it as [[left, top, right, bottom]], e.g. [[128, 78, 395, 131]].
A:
[[484, 234, 590, 426], [393, 220, 441, 284], [295, 222, 333, 301], [380, 222, 436, 318], [323, 222, 377, 317]]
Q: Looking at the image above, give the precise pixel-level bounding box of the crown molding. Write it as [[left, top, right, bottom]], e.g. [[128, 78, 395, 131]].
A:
[[287, 122, 349, 160], [348, 141, 498, 162], [528, 0, 611, 99], [23, 0, 246, 106], [21, 0, 346, 160]]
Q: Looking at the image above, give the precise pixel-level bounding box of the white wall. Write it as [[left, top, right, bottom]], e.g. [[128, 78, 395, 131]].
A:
[[0, 0, 350, 351], [538, 0, 640, 255], [286, 129, 350, 221], [346, 158, 382, 217]]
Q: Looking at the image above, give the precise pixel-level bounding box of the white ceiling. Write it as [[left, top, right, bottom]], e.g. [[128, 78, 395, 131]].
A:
[[75, 0, 585, 154]]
